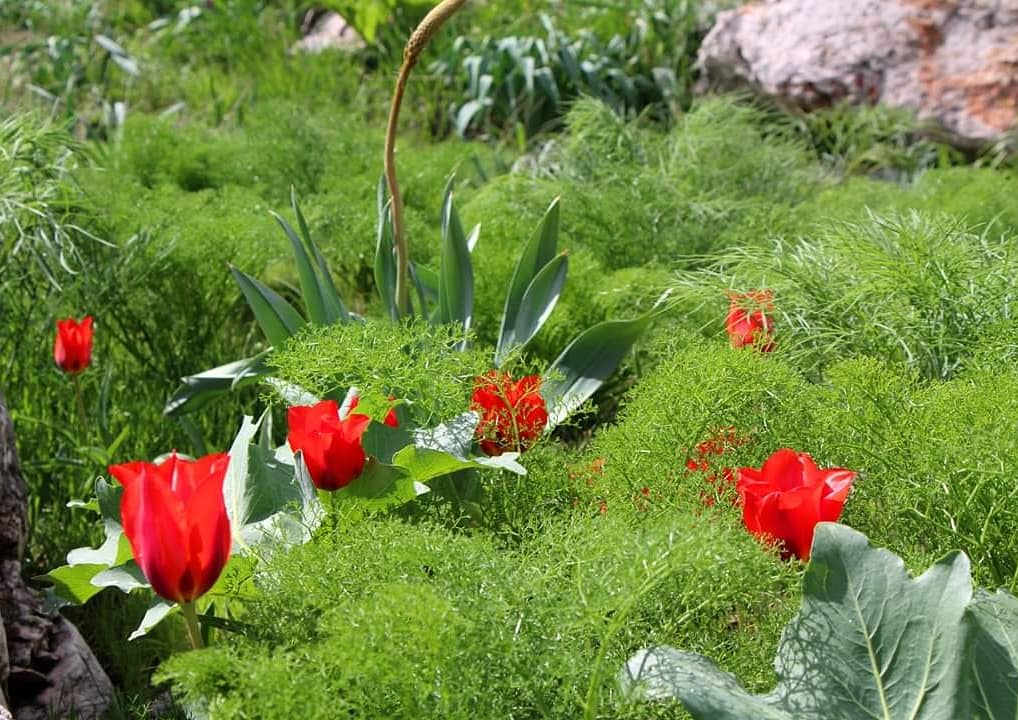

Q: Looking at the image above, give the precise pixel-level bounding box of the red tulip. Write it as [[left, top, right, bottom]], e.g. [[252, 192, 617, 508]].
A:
[[287, 400, 372, 491], [109, 452, 231, 604], [736, 449, 855, 561], [726, 290, 775, 352], [470, 372, 548, 456], [54, 316, 94, 373]]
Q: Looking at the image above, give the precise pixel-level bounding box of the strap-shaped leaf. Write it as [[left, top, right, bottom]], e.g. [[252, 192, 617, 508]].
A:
[[622, 523, 1018, 720], [291, 187, 349, 324], [496, 197, 560, 364], [271, 211, 328, 325], [230, 265, 305, 347], [543, 312, 654, 426], [438, 182, 474, 340], [375, 177, 399, 321], [496, 252, 568, 366], [163, 353, 269, 417]]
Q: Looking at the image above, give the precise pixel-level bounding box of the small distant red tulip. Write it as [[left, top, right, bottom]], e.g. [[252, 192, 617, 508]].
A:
[[110, 452, 231, 604], [54, 316, 94, 373], [726, 291, 775, 352], [287, 400, 372, 491], [470, 372, 548, 456], [736, 449, 855, 561]]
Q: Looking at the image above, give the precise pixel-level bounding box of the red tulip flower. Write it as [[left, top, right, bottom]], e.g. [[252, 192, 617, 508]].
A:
[[109, 452, 231, 604], [736, 449, 855, 561], [287, 400, 372, 491], [726, 290, 775, 352], [54, 316, 94, 373], [470, 372, 548, 456]]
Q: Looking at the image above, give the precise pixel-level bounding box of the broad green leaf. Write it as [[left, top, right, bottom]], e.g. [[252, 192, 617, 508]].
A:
[[41, 564, 108, 605], [391, 446, 525, 483], [375, 176, 399, 321], [438, 183, 474, 341], [66, 479, 131, 567], [163, 352, 269, 417], [291, 187, 349, 324], [362, 421, 413, 465], [501, 253, 568, 364], [92, 562, 148, 593], [963, 589, 1018, 719], [264, 377, 317, 407], [336, 458, 423, 514], [622, 523, 1018, 720], [413, 412, 479, 459], [496, 197, 560, 366], [229, 265, 305, 347], [222, 414, 316, 552], [543, 313, 654, 426], [129, 598, 176, 641], [271, 211, 328, 325]]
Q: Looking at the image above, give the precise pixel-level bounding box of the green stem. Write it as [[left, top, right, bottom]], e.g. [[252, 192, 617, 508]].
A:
[[181, 602, 204, 650], [72, 373, 89, 439]]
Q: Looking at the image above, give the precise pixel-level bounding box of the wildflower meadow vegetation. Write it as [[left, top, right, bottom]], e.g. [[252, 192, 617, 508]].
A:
[[2, 0, 1017, 718]]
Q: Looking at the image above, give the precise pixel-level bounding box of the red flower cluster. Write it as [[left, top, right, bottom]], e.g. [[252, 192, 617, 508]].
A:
[[726, 290, 775, 352], [287, 400, 373, 491], [684, 426, 748, 490], [109, 452, 232, 604], [470, 372, 548, 456], [54, 316, 94, 374], [736, 449, 855, 561]]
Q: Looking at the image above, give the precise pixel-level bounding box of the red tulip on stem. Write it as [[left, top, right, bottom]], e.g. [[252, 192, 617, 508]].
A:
[[109, 452, 232, 649], [54, 316, 94, 434]]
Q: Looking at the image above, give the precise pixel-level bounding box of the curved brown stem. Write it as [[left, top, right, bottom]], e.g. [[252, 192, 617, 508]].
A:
[[384, 0, 470, 315]]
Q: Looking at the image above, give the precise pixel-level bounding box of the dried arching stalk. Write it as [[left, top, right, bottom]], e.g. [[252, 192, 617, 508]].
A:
[[384, 0, 470, 315]]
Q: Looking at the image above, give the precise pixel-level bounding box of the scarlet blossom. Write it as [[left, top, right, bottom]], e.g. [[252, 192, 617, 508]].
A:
[[736, 449, 855, 561], [287, 400, 372, 491], [348, 394, 399, 428], [726, 290, 775, 352], [470, 372, 548, 456], [54, 316, 94, 374], [109, 452, 231, 604]]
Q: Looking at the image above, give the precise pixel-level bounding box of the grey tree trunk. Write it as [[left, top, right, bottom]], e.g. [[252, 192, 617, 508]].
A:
[[0, 392, 112, 720]]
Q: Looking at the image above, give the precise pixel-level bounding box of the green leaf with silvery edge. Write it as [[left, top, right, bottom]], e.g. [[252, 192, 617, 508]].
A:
[[291, 186, 349, 324], [223, 413, 323, 552], [496, 197, 560, 367], [375, 175, 400, 320], [408, 412, 526, 476], [129, 598, 176, 642], [229, 265, 305, 347], [543, 311, 656, 427], [437, 180, 474, 342], [42, 478, 138, 605], [164, 352, 270, 417], [621, 523, 1018, 720], [271, 210, 330, 326], [506, 252, 568, 362]]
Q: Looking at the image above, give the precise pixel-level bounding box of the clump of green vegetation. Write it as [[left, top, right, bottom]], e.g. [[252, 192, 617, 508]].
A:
[[270, 320, 491, 427], [591, 336, 1018, 587], [671, 211, 1018, 380], [159, 510, 795, 719]]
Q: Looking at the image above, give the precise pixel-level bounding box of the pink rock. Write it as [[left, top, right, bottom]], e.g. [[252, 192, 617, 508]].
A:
[[697, 0, 1018, 148]]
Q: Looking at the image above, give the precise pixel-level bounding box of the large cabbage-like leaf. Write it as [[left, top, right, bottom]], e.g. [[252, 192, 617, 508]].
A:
[[622, 523, 1018, 720]]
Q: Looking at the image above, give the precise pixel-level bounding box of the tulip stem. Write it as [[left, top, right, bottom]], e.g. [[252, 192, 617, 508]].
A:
[[71, 373, 89, 439], [181, 602, 204, 650]]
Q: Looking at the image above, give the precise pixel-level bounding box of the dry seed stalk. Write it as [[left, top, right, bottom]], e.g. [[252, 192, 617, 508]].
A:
[[384, 0, 470, 314]]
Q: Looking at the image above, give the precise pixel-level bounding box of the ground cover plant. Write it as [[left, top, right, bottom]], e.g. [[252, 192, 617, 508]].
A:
[[1, 0, 1016, 718]]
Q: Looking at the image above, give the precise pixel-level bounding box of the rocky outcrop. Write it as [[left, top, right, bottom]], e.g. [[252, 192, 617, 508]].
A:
[[293, 11, 365, 54], [0, 394, 112, 720], [697, 0, 1018, 148]]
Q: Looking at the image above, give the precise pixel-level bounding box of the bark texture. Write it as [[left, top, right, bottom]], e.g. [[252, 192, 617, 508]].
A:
[[697, 0, 1018, 148], [0, 393, 112, 720]]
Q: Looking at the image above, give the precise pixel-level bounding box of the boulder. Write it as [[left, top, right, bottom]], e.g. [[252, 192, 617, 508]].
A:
[[293, 11, 365, 54], [0, 394, 112, 720], [697, 0, 1018, 148]]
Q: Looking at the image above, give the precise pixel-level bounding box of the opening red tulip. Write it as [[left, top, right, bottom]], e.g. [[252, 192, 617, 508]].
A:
[[110, 452, 232, 604], [736, 448, 855, 560], [726, 290, 775, 352], [287, 400, 373, 491], [54, 316, 94, 374]]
